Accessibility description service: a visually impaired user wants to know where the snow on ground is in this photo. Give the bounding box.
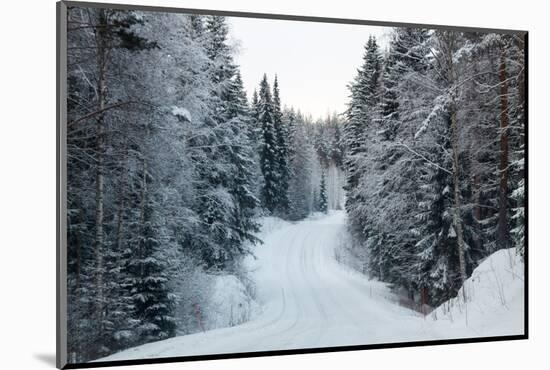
[203,275,261,330]
[427,247,524,338]
[99,211,524,363]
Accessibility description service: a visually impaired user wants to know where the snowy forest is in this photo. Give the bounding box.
[65,5,525,364]
[343,30,525,306]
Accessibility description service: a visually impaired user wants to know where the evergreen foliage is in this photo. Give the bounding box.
[319,172,328,213]
[342,30,526,306]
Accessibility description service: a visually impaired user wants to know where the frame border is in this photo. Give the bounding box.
[61,0,527,34]
[56,1,529,369]
[57,1,68,368]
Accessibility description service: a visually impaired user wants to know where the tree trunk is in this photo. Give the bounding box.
[450,104,467,285]
[139,122,150,278]
[496,51,510,250]
[473,173,482,221]
[94,8,108,327]
[443,31,467,286]
[115,134,129,257]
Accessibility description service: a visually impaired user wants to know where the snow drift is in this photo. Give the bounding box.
[204,275,260,329]
[428,247,525,338]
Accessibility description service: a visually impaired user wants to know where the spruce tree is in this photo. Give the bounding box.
[272,76,290,214]
[343,35,381,247]
[250,89,262,144]
[190,15,261,269]
[319,171,328,213]
[286,110,316,220]
[129,192,177,343]
[379,49,400,141]
[371,28,432,295]
[66,7,158,361]
[344,35,381,200]
[224,70,262,254]
[258,74,279,213]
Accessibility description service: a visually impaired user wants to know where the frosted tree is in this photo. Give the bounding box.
[66,7,158,360]
[319,172,328,214]
[127,172,177,343]
[258,74,279,213]
[66,9,264,361]
[343,35,381,255]
[310,114,345,210]
[272,76,290,215]
[343,27,525,306]
[223,70,262,256]
[250,89,262,145]
[185,15,261,269]
[344,35,381,209]
[285,110,316,220]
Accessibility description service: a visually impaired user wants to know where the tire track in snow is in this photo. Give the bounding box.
[99,211,433,362]
[235,224,305,352]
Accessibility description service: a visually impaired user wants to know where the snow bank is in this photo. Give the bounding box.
[203,216,291,330]
[204,275,260,330]
[256,216,291,238]
[428,247,525,338]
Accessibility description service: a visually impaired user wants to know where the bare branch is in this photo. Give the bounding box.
[393,142,453,175]
[67,101,157,127]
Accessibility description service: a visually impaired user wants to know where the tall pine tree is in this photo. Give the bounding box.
[319,171,328,213]
[272,76,290,215]
[258,74,279,213]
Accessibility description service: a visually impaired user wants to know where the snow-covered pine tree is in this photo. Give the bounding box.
[114,11,213,350]
[309,115,345,211]
[506,35,526,259]
[258,74,280,213]
[272,76,290,215]
[409,30,523,305]
[67,10,266,359]
[286,109,317,220]
[313,117,332,167]
[128,169,177,344]
[343,35,381,257]
[343,35,381,209]
[223,70,262,257]
[379,47,400,141]
[511,162,525,259]
[342,27,523,306]
[410,113,458,304]
[319,171,328,213]
[66,7,158,361]
[364,28,432,294]
[250,89,262,144]
[189,15,257,269]
[285,108,298,169]
[398,30,473,305]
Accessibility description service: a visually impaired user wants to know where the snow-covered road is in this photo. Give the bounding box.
[100,210,522,362]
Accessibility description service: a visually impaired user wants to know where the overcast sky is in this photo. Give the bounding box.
[227,16,391,120]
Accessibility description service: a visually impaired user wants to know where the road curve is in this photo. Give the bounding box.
[100,211,437,362]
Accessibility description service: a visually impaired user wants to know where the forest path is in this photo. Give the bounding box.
[100,211,441,362]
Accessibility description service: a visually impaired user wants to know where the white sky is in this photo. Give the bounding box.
[227,16,391,120]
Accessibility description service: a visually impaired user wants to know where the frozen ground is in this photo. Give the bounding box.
[99,211,524,362]
[428,247,525,337]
